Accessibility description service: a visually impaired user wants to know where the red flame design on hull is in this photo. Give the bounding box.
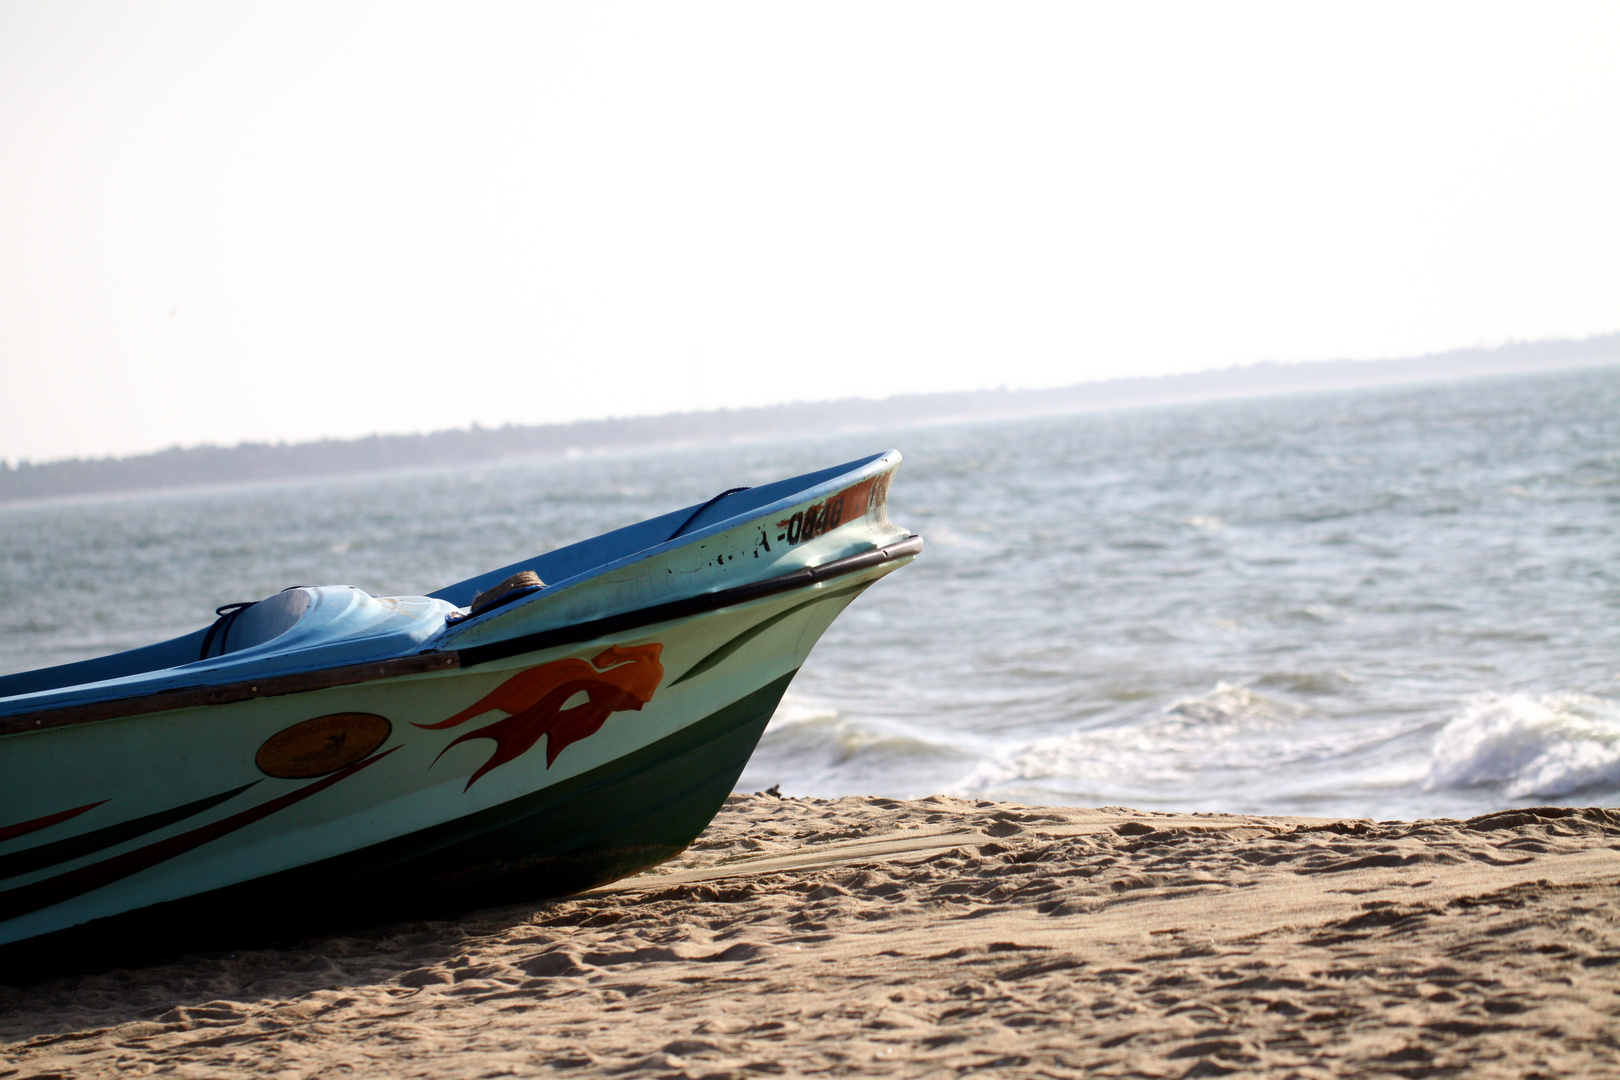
[417,644,664,789]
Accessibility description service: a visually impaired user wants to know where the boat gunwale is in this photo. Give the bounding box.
[429,448,903,611]
[0,535,922,737]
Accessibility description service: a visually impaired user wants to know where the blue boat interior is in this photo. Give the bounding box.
[0,452,891,705]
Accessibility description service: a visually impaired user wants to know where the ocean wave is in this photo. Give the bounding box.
[740,693,970,796]
[765,693,841,731]
[1425,692,1620,798]
[960,682,1309,795]
[1161,681,1306,730]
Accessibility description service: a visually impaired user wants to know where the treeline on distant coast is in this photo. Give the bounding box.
[3,333,1616,504]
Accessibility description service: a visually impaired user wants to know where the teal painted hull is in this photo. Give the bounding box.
[282,668,795,906]
[2,672,791,972]
[0,451,918,951]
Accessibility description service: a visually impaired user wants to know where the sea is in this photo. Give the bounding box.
[4,366,1619,821]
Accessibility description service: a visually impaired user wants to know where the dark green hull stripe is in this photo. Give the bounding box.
[0,782,259,883]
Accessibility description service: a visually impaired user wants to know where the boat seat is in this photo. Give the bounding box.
[219,588,313,654]
[206,586,457,661]
[0,586,459,702]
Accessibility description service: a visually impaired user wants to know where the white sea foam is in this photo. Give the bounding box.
[1161,681,1301,729]
[1425,692,1620,798]
[960,682,1308,796]
[744,692,969,796]
[766,692,840,732]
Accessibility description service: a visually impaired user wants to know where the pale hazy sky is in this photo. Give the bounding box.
[2,2,1616,462]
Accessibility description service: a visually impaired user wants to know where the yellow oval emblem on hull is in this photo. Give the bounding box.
[256,713,392,779]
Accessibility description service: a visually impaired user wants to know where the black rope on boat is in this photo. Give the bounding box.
[667,487,750,541]
[199,601,256,661]
[198,586,313,660]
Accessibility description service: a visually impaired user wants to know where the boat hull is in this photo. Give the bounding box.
[2,670,792,970]
[0,548,912,948]
[281,667,794,907]
[1,449,919,955]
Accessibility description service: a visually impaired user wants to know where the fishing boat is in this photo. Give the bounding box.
[0,450,919,950]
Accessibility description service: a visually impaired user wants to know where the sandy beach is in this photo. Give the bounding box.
[4,794,1619,1078]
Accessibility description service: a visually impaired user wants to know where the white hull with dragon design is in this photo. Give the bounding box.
[0,451,918,951]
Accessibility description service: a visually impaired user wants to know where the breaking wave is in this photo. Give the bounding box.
[1426,692,1620,799]
[960,682,1314,798]
[739,693,969,796]
[764,692,841,732]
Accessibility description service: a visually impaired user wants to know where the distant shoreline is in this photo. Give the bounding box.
[3,333,1616,504]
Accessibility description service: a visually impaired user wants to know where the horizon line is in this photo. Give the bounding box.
[6,331,1618,472]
